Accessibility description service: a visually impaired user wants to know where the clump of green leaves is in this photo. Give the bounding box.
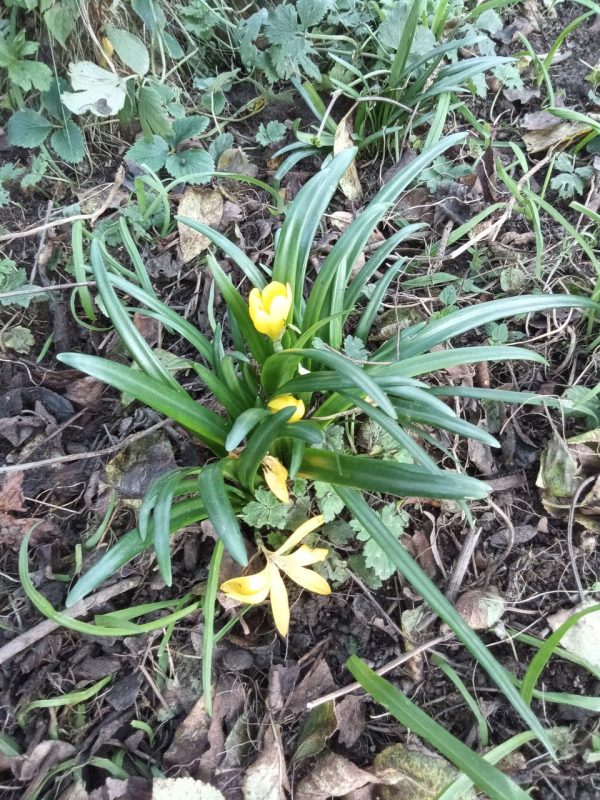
[550,153,593,200]
[256,120,287,147]
[126,115,214,182]
[7,78,86,164]
[0,258,46,308]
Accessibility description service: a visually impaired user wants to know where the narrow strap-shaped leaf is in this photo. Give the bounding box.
[58,353,227,453]
[299,448,488,500]
[66,494,209,606]
[152,469,198,585]
[206,253,269,364]
[347,656,532,799]
[339,489,554,756]
[202,540,224,716]
[289,438,305,479]
[389,0,423,87]
[377,345,546,379]
[90,239,180,391]
[355,260,405,343]
[198,464,248,566]
[272,148,358,322]
[282,421,325,446]
[139,467,199,542]
[374,294,598,361]
[340,390,439,469]
[392,399,500,448]
[237,407,295,491]
[192,361,246,419]
[345,226,423,310]
[176,215,267,288]
[109,273,213,364]
[226,408,269,451]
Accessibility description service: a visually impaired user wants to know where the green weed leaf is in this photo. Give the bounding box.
[7,110,52,148]
[50,119,85,163]
[165,149,214,182]
[126,134,169,171]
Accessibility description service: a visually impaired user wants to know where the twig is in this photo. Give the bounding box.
[0,281,95,303]
[0,167,124,243]
[0,419,170,475]
[306,633,453,709]
[484,499,516,586]
[567,475,595,604]
[0,578,138,666]
[445,527,481,602]
[30,201,53,285]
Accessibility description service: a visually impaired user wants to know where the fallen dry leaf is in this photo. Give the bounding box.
[178,187,224,263]
[152,777,225,800]
[0,470,24,512]
[374,742,476,800]
[333,111,362,202]
[547,600,600,671]
[64,376,105,408]
[11,740,76,784]
[334,695,366,748]
[0,513,60,549]
[163,696,211,773]
[293,701,337,763]
[287,658,337,713]
[243,725,287,800]
[296,751,377,800]
[455,588,505,630]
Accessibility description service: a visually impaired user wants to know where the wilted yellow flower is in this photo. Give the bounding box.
[248,282,292,341]
[100,35,114,58]
[220,516,330,636]
[268,394,305,423]
[263,455,289,504]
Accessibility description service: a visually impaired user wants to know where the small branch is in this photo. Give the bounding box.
[306,633,453,709]
[0,578,138,666]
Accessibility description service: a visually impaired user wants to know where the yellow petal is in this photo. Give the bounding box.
[263,456,289,504]
[261,281,289,312]
[267,394,305,423]
[280,544,328,567]
[275,515,325,555]
[220,565,270,604]
[282,564,332,595]
[268,561,290,636]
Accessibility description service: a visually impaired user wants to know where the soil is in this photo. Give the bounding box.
[1,4,600,799]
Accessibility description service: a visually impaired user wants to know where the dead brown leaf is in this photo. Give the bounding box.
[334,695,366,748]
[295,752,377,800]
[410,530,438,579]
[0,470,24,512]
[0,513,60,549]
[242,725,288,800]
[64,376,105,408]
[287,658,337,713]
[163,696,211,773]
[0,414,45,446]
[178,187,224,263]
[11,740,76,784]
[133,312,161,346]
[333,112,362,202]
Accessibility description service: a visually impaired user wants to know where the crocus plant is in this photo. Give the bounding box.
[50,135,596,749]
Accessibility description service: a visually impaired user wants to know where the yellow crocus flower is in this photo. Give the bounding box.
[262,455,289,504]
[220,516,330,636]
[248,282,292,341]
[268,394,305,423]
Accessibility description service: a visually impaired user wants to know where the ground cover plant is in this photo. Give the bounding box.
[1,0,600,798]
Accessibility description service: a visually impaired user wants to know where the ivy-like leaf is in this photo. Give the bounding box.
[314,481,345,522]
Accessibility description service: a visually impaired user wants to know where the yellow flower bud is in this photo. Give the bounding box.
[101,35,114,59]
[268,394,305,423]
[248,282,292,341]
